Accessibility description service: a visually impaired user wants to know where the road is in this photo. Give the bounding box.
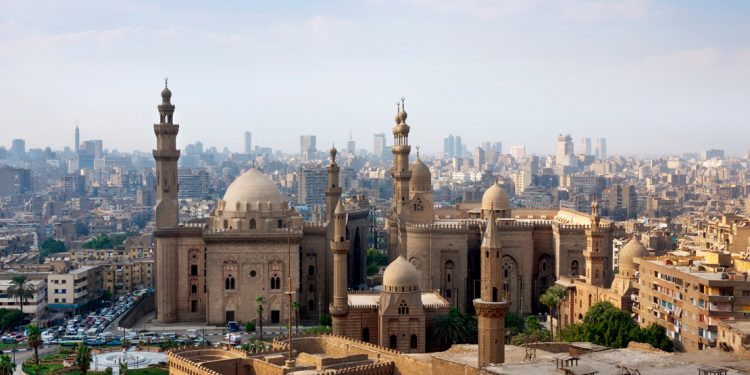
[10,345,55,375]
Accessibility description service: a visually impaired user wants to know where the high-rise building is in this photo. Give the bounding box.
[595,137,607,159]
[454,135,463,158]
[298,166,327,207]
[300,135,317,162]
[347,130,356,154]
[75,126,80,154]
[373,133,386,157]
[702,148,725,160]
[443,134,455,158]
[579,137,591,155]
[473,147,485,168]
[244,131,252,154]
[556,134,574,168]
[10,139,25,159]
[0,166,31,197]
[510,145,526,160]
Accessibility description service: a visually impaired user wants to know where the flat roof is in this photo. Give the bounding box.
[721,320,750,334]
[347,292,450,307]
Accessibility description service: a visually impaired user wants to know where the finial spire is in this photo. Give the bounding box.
[401,97,405,110]
[415,145,420,158]
[164,76,168,88]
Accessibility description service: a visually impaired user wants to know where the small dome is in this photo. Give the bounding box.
[383,256,419,290]
[161,87,172,101]
[619,237,649,274]
[329,146,337,162]
[222,168,283,210]
[398,109,407,122]
[410,157,431,192]
[481,181,510,211]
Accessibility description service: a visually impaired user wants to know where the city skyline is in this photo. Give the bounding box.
[1,1,749,155]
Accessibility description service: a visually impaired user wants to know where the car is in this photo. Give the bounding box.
[1,337,16,344]
[227,321,239,332]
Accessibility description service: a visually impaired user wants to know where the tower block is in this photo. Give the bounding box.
[153,79,181,323]
[330,199,350,335]
[473,209,510,366]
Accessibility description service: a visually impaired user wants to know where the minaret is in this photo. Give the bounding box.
[584,198,607,287]
[329,199,350,336]
[391,98,412,214]
[325,145,342,223]
[153,78,180,323]
[153,78,180,228]
[473,208,510,366]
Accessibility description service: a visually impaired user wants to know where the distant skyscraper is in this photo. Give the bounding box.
[10,139,25,159]
[443,134,455,158]
[373,133,386,157]
[75,125,80,154]
[298,166,327,206]
[702,148,725,160]
[300,135,317,162]
[347,130,356,154]
[579,137,591,155]
[473,147,485,168]
[556,134,574,168]
[244,131,252,154]
[595,138,607,159]
[510,145,526,160]
[454,135,463,158]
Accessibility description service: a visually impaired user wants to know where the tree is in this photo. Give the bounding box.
[255,296,264,340]
[40,238,66,258]
[0,309,23,331]
[366,248,388,276]
[26,324,42,366]
[539,285,566,341]
[430,307,472,348]
[7,275,35,319]
[0,354,15,375]
[292,301,300,334]
[580,302,638,349]
[245,322,255,333]
[75,342,92,375]
[504,311,525,336]
[319,313,332,327]
[633,323,673,352]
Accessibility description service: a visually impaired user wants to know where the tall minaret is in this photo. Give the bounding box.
[329,199,350,336]
[153,79,181,323]
[584,198,607,287]
[474,208,510,367]
[391,98,411,214]
[325,145,342,223]
[153,78,180,228]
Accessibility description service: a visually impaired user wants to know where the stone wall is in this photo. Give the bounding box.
[118,293,154,329]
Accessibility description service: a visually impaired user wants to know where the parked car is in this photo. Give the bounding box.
[227,321,239,332]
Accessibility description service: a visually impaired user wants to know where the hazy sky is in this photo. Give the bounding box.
[1,0,749,156]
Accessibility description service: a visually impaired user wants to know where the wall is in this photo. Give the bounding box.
[119,293,154,329]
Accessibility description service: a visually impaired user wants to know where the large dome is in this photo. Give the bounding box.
[619,237,649,275]
[222,168,283,209]
[409,157,431,192]
[383,256,419,291]
[481,181,510,211]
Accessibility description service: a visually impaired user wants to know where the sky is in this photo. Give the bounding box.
[1,0,749,157]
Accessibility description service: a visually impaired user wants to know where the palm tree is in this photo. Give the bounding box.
[430,307,470,348]
[540,285,566,341]
[119,359,128,375]
[0,354,15,375]
[255,296,264,340]
[291,301,300,334]
[7,275,35,318]
[26,324,42,366]
[75,342,92,375]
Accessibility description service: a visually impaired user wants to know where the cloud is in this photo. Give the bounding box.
[558,0,656,21]
[405,0,539,19]
[271,15,353,42]
[400,0,656,20]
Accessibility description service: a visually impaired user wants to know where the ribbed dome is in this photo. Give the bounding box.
[619,237,649,274]
[383,256,419,290]
[409,157,431,192]
[481,181,510,211]
[222,168,283,209]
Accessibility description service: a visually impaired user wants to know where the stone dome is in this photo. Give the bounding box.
[222,168,283,209]
[481,181,510,211]
[619,237,649,274]
[161,86,172,101]
[382,256,419,291]
[409,157,431,191]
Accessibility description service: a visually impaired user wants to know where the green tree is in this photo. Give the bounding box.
[26,324,42,366]
[102,289,113,302]
[75,342,92,375]
[430,307,472,348]
[0,309,23,330]
[40,238,66,257]
[319,313,332,327]
[366,248,388,276]
[7,275,35,319]
[633,323,673,352]
[255,296,264,340]
[245,322,255,333]
[539,285,566,341]
[580,302,638,348]
[504,311,525,336]
[104,368,113,375]
[0,354,15,375]
[292,301,300,334]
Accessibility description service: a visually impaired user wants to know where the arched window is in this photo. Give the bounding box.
[270,275,281,290]
[225,275,235,290]
[492,287,498,302]
[308,284,314,293]
[250,219,256,229]
[410,334,418,349]
[191,285,197,294]
[595,269,600,280]
[308,300,315,311]
[389,335,397,349]
[362,327,370,343]
[571,260,579,276]
[308,265,315,276]
[398,301,409,315]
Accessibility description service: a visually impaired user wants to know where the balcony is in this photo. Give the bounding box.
[708,295,733,303]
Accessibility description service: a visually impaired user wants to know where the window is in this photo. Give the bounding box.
[191,285,197,294]
[191,265,198,276]
[362,327,370,343]
[191,300,197,313]
[308,265,315,276]
[492,287,498,302]
[270,275,281,290]
[277,219,283,228]
[389,335,397,349]
[309,284,314,293]
[225,275,235,290]
[398,301,409,315]
[410,334,417,349]
[308,300,315,311]
[571,260,579,276]
[250,219,256,229]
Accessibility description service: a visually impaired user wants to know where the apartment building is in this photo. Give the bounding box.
[0,277,47,317]
[102,260,154,295]
[47,265,103,313]
[634,253,750,351]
